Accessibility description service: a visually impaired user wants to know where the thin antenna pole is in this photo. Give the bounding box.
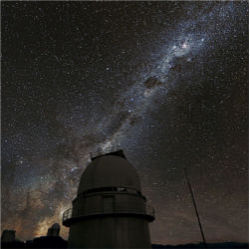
[184,167,207,248]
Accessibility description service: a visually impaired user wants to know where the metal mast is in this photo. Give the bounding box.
[184,167,207,247]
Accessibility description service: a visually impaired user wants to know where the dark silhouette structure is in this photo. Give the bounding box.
[1,230,16,243]
[25,223,67,248]
[25,236,67,248]
[63,150,155,248]
[1,230,25,248]
[47,223,60,237]
[1,224,67,249]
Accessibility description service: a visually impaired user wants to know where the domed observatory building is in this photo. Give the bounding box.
[63,150,155,248]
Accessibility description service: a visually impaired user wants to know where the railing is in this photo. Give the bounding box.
[62,204,155,223]
[62,208,73,222]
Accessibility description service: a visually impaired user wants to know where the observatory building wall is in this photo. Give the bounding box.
[63,152,155,248]
[68,216,151,248]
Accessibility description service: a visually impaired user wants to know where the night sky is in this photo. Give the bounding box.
[2,1,248,245]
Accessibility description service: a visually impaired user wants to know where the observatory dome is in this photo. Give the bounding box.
[78,155,141,194]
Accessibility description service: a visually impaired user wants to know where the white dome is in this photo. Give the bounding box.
[77,154,141,194]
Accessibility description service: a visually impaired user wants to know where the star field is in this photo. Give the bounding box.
[2,1,248,245]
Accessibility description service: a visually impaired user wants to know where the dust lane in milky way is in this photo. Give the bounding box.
[2,1,248,244]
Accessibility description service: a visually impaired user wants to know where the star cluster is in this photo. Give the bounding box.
[2,1,248,245]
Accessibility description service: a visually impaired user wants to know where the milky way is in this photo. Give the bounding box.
[2,1,248,245]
